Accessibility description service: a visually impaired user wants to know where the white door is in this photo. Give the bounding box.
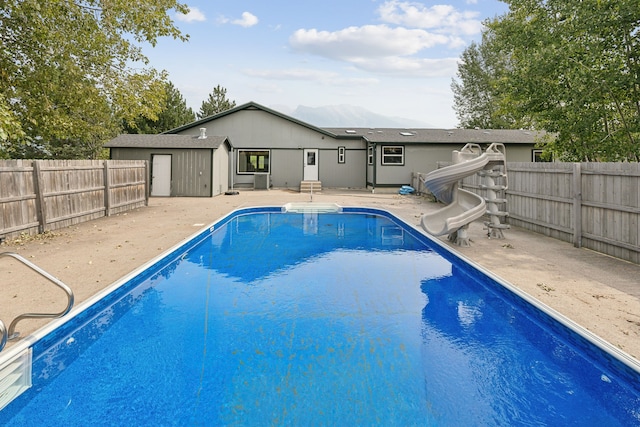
[303,149,319,181]
[151,154,171,196]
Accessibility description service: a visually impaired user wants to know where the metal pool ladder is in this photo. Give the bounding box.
[0,252,74,352]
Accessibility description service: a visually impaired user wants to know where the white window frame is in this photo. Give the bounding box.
[381,145,404,166]
[338,146,346,164]
[237,149,270,174]
[367,145,374,165]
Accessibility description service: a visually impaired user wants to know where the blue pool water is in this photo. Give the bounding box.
[1,207,639,425]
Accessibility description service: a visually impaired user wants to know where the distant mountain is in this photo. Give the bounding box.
[282,105,433,128]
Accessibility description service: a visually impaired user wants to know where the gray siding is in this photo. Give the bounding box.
[270,149,303,189]
[178,110,340,149]
[375,144,458,186]
[320,148,366,188]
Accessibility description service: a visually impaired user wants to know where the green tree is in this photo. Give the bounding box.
[197,85,236,119]
[451,36,527,130]
[0,0,190,159]
[484,0,640,161]
[124,81,195,134]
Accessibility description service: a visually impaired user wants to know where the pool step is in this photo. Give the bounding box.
[0,348,32,411]
[282,202,342,213]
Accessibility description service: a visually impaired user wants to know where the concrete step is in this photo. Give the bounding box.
[300,181,322,193]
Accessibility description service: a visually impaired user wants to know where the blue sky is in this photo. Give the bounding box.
[143,0,508,128]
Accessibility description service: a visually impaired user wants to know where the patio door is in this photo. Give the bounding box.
[151,154,171,196]
[303,149,318,181]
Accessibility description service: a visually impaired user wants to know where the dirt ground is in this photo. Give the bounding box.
[2,189,640,361]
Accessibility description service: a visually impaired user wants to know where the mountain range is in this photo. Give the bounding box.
[272,104,433,128]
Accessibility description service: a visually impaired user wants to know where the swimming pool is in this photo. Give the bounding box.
[1,206,639,425]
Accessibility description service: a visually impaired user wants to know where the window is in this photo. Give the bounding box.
[381,146,404,165]
[338,146,346,164]
[532,149,551,162]
[237,150,270,173]
[367,145,374,165]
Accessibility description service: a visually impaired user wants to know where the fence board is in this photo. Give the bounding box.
[0,160,148,241]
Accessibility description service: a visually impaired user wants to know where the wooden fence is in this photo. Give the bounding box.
[414,162,640,264]
[0,160,148,241]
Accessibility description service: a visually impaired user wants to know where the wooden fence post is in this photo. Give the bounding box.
[32,160,47,233]
[572,163,582,248]
[103,160,111,216]
[144,160,150,206]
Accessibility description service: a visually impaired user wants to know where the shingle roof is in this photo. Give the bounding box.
[105,134,229,149]
[322,128,547,144]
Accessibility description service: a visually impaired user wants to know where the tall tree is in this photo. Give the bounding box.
[484,0,640,161]
[452,36,527,130]
[197,85,236,119]
[0,0,190,159]
[124,81,195,134]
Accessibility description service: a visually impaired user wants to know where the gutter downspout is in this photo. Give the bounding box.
[372,142,377,194]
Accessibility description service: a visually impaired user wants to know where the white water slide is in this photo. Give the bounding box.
[420,143,506,245]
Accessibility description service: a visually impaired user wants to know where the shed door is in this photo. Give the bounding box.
[151,154,171,196]
[303,149,319,181]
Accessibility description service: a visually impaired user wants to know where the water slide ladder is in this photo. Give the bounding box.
[0,252,74,409]
[477,150,510,239]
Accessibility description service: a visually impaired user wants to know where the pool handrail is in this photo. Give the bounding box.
[0,252,74,351]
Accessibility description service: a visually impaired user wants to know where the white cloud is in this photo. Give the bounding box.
[175,6,206,23]
[288,24,465,76]
[290,25,451,61]
[232,12,259,28]
[217,12,259,27]
[377,1,482,35]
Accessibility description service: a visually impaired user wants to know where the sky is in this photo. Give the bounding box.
[142,0,509,128]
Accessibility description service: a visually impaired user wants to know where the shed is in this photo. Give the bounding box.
[105,133,231,197]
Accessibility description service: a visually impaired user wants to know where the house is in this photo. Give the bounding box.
[105,101,545,196]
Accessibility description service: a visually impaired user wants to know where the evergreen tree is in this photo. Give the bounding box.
[124,82,195,134]
[197,85,236,119]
